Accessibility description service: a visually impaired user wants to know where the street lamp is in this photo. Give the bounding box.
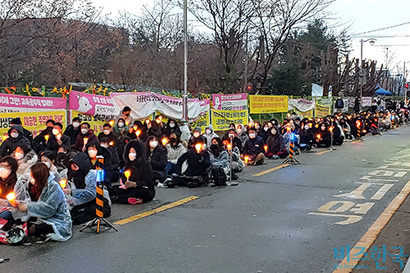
[359,38,376,97]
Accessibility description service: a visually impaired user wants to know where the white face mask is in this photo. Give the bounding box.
[101,144,108,148]
[150,141,158,148]
[249,133,256,139]
[43,161,51,168]
[15,152,24,160]
[81,128,88,134]
[321,126,326,131]
[271,129,277,135]
[0,167,11,179]
[169,123,175,128]
[52,128,59,135]
[10,132,18,138]
[264,127,269,131]
[129,152,137,161]
[305,125,310,130]
[228,134,235,138]
[103,130,110,135]
[206,129,212,135]
[193,132,200,138]
[118,122,124,128]
[88,150,98,158]
[73,122,80,128]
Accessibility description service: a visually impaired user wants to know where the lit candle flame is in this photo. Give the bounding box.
[146,120,150,124]
[109,120,115,127]
[162,138,168,146]
[125,121,129,126]
[2,134,8,141]
[44,134,49,142]
[195,143,202,153]
[57,133,62,140]
[136,130,141,137]
[59,179,67,189]
[6,192,15,202]
[227,143,232,151]
[124,170,131,181]
[83,137,88,145]
[264,145,268,153]
[109,141,114,146]
[244,156,250,163]
[317,134,321,139]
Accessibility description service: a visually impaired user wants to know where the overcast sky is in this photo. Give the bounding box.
[92,0,410,75]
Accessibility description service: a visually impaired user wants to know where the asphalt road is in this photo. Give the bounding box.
[1,126,410,273]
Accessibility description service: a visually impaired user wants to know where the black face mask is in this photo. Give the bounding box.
[170,137,177,144]
[210,144,219,151]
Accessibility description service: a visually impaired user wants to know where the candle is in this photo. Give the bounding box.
[109,141,114,146]
[56,133,62,140]
[264,145,268,153]
[125,121,129,126]
[83,137,88,145]
[59,179,67,189]
[317,134,321,139]
[162,138,168,146]
[136,130,141,137]
[244,156,250,164]
[146,120,150,124]
[2,134,8,141]
[44,134,49,142]
[195,143,202,153]
[227,143,232,151]
[124,170,131,181]
[6,192,15,204]
[133,125,138,131]
[109,120,115,127]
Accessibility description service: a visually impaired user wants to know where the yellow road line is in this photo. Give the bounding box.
[253,164,290,177]
[114,196,199,226]
[333,180,410,273]
[317,150,332,155]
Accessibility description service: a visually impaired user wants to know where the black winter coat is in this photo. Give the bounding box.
[0,125,31,156]
[64,125,80,145]
[177,149,211,176]
[147,146,167,172]
[243,136,264,157]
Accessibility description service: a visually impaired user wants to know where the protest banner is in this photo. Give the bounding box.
[0,93,66,113]
[0,111,66,140]
[315,104,331,117]
[249,95,288,114]
[70,110,109,134]
[288,98,315,113]
[212,93,248,111]
[211,110,248,131]
[69,91,117,120]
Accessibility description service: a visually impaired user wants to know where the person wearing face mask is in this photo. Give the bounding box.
[110,140,155,205]
[85,141,113,187]
[45,122,71,154]
[15,163,72,242]
[40,150,66,182]
[254,122,261,132]
[100,137,120,183]
[165,132,187,178]
[331,118,345,146]
[116,106,133,127]
[209,137,229,181]
[258,122,271,142]
[299,123,314,151]
[127,120,148,142]
[315,122,331,148]
[222,129,243,152]
[265,126,288,159]
[55,145,75,170]
[113,118,129,138]
[203,125,218,147]
[166,139,211,188]
[0,125,31,157]
[242,128,265,165]
[98,123,117,145]
[146,136,167,185]
[188,127,207,150]
[32,119,56,154]
[146,118,163,138]
[163,119,181,138]
[11,117,33,144]
[0,157,29,223]
[72,122,98,152]
[235,124,249,150]
[13,145,38,179]
[64,117,82,145]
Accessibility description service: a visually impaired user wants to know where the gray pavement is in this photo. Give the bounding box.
[1,126,410,273]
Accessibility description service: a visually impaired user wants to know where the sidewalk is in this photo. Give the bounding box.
[351,191,410,273]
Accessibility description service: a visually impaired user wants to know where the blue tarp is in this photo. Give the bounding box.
[374,87,393,96]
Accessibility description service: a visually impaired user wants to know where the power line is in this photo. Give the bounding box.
[352,21,410,36]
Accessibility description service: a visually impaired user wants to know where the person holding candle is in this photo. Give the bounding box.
[113,118,129,139]
[110,140,155,205]
[165,132,187,178]
[222,129,243,153]
[98,123,117,145]
[63,117,82,145]
[258,122,271,142]
[146,118,163,139]
[163,119,181,138]
[299,122,314,151]
[100,137,120,183]
[127,120,148,142]
[45,122,71,154]
[0,125,31,157]
[166,138,211,188]
[13,145,38,179]
[32,119,55,154]
[188,127,207,150]
[86,141,113,188]
[265,126,288,159]
[72,122,98,152]
[242,127,265,165]
[209,137,229,183]
[315,122,331,148]
[15,163,72,242]
[203,125,219,148]
[146,136,167,185]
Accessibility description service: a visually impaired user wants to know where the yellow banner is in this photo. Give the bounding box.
[296,109,314,118]
[190,111,210,132]
[249,95,288,113]
[0,110,66,139]
[71,110,108,134]
[315,104,331,117]
[211,110,248,131]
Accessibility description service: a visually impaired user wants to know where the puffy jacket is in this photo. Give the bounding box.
[0,125,31,156]
[72,129,98,151]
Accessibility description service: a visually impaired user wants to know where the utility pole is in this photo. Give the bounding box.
[182,0,188,122]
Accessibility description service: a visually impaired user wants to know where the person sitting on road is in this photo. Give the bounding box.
[209,137,229,181]
[315,122,331,148]
[100,137,120,184]
[0,125,31,157]
[166,138,211,188]
[13,145,38,179]
[162,119,182,138]
[265,126,288,159]
[242,127,265,165]
[146,136,168,185]
[236,124,249,150]
[98,123,118,146]
[298,122,314,151]
[39,150,66,182]
[86,141,113,188]
[331,118,344,146]
[72,122,98,152]
[222,139,244,174]
[45,122,71,155]
[222,128,243,153]
[165,132,187,178]
[110,140,155,205]
[258,122,271,142]
[188,127,207,149]
[15,163,72,242]
[203,125,218,147]
[32,119,55,154]
[64,117,82,145]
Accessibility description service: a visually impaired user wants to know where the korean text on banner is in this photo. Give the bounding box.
[288,98,315,113]
[0,111,66,139]
[212,93,248,110]
[0,93,66,113]
[71,110,108,134]
[296,109,314,118]
[249,95,288,114]
[110,92,210,120]
[211,110,248,131]
[190,111,210,132]
[315,104,331,117]
[69,91,117,120]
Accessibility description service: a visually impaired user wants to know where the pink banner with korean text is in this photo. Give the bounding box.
[69,91,117,121]
[212,93,248,111]
[0,93,66,113]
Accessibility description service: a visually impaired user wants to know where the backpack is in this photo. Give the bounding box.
[211,166,227,186]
